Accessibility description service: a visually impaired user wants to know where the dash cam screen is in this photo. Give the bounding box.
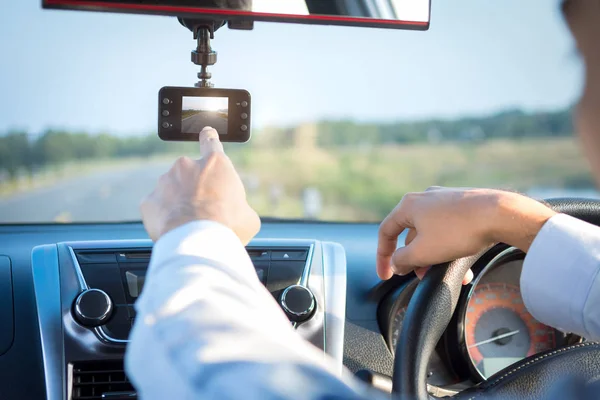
[181,96,228,134]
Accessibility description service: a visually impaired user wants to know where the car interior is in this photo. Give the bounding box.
[1,0,600,399]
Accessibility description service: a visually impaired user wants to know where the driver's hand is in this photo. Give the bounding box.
[376,187,556,281]
[141,126,260,245]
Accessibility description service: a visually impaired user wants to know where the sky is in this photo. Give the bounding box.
[0,0,581,136]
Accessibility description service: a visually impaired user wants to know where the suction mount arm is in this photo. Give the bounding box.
[192,25,217,88]
[178,18,222,88]
[178,14,254,88]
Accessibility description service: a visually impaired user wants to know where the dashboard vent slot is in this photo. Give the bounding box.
[75,251,117,264]
[117,251,151,262]
[71,360,136,400]
[120,252,150,259]
[247,249,269,259]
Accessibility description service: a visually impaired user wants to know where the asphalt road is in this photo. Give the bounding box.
[0,162,173,223]
[182,111,227,134]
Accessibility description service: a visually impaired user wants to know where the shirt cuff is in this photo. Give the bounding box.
[148,220,257,281]
[521,213,600,337]
[135,220,260,315]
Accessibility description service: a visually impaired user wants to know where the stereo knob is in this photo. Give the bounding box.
[73,289,113,327]
[280,285,315,323]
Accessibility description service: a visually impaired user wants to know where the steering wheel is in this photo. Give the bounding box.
[392,198,600,400]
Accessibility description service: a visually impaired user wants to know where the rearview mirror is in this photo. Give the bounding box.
[43,0,430,30]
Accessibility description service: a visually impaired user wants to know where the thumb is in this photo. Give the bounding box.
[199,126,224,157]
[391,237,427,276]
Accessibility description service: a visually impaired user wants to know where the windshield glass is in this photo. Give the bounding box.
[0,0,594,223]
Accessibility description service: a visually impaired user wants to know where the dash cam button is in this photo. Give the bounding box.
[241,125,248,132]
[162,110,170,117]
[241,113,248,120]
[162,98,170,105]
[241,101,248,107]
[161,122,170,129]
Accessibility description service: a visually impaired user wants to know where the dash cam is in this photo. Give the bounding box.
[158,87,251,142]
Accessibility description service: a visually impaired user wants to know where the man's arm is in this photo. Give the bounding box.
[125,220,379,400]
[127,127,382,400]
[522,213,600,340]
[376,187,556,279]
[376,187,600,339]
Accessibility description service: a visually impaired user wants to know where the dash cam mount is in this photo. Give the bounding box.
[178,18,218,88]
[192,25,217,88]
[179,16,254,88]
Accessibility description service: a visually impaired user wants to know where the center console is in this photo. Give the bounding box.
[31,239,346,400]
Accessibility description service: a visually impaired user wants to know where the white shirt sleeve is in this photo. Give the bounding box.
[124,220,380,400]
[521,213,600,340]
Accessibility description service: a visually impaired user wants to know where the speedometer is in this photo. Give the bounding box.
[462,249,559,380]
[464,282,556,379]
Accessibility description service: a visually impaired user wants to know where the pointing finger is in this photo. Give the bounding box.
[199,126,224,157]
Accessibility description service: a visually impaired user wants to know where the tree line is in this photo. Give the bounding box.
[0,107,573,178]
[260,108,574,147]
[0,131,194,178]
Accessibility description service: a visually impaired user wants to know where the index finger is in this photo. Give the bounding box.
[199,126,224,157]
[377,204,411,280]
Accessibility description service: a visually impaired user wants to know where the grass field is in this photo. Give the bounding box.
[0,137,593,222]
[227,137,593,221]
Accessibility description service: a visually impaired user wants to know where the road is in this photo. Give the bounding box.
[182,111,227,134]
[0,162,172,223]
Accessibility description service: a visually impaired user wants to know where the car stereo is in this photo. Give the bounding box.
[71,245,313,341]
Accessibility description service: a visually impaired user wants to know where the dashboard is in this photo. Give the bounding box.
[0,221,582,399]
[33,239,347,400]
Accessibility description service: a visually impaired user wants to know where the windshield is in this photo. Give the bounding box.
[0,0,594,223]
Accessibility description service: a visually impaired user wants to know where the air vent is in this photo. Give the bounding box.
[75,251,117,264]
[117,251,152,263]
[71,360,136,400]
